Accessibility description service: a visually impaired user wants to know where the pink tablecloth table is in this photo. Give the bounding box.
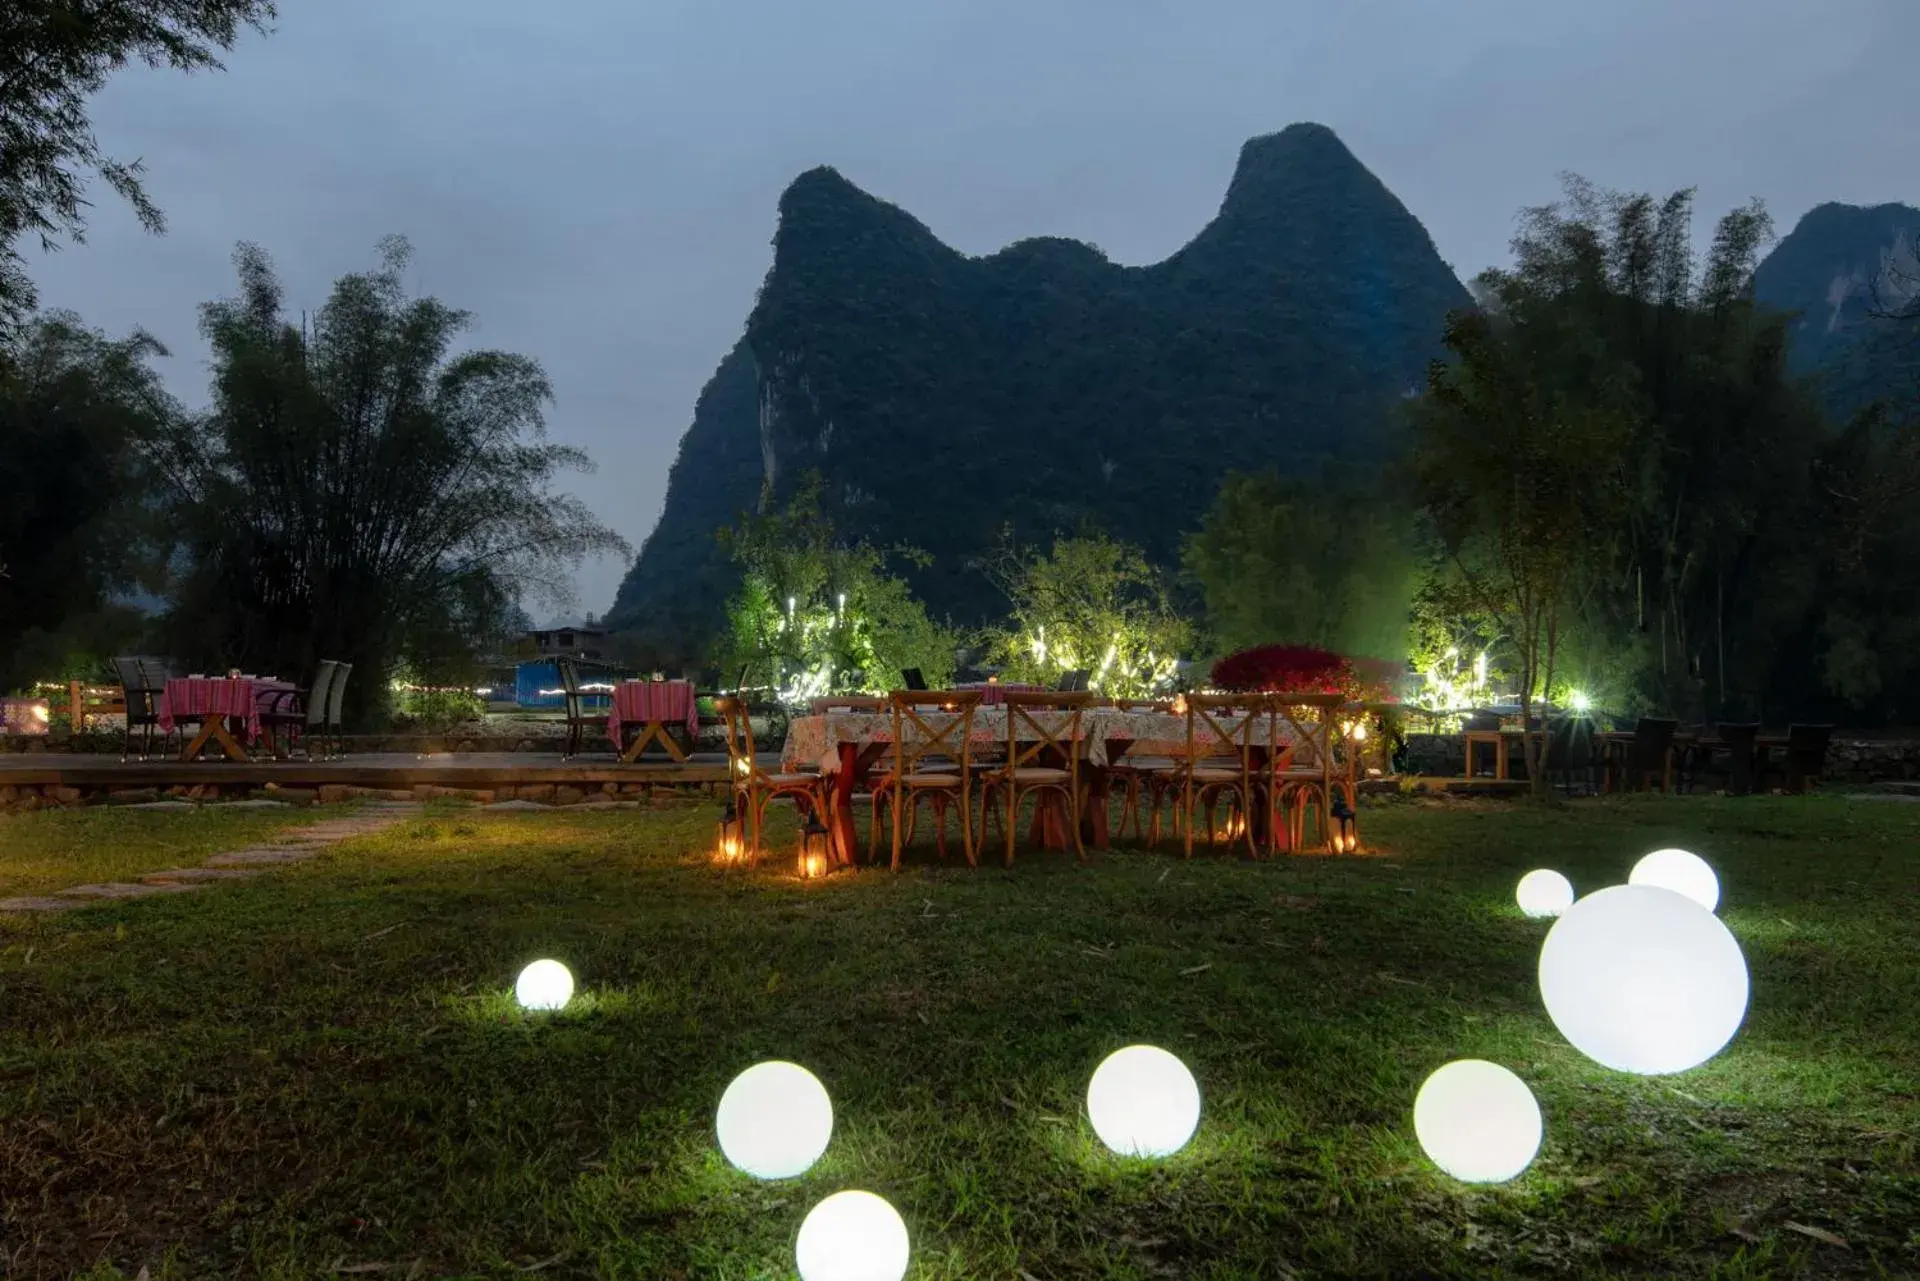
[607,680,699,762]
[953,682,1045,706]
[156,677,294,761]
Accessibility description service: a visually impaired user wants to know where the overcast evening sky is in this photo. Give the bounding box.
[28,0,1920,622]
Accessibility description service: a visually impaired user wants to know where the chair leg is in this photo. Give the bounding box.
[1005,782,1018,869]
[960,780,976,867]
[1066,783,1085,862]
[1183,777,1195,859]
[891,784,905,872]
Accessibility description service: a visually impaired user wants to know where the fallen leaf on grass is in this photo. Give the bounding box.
[1375,971,1422,986]
[518,1255,567,1272]
[1179,963,1212,976]
[358,921,408,942]
[1783,1222,1848,1248]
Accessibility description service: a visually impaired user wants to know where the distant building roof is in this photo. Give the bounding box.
[532,618,606,634]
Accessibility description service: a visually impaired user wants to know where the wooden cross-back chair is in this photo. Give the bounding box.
[715,695,827,865]
[1270,693,1344,853]
[1172,693,1267,858]
[870,691,982,869]
[980,691,1092,867]
[1108,697,1176,842]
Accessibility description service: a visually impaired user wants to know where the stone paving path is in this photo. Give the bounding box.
[0,801,423,914]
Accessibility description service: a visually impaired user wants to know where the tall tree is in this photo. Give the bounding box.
[1183,467,1418,662]
[0,1,277,331]
[0,310,174,690]
[1484,178,1823,720]
[1410,307,1635,798]
[150,239,628,725]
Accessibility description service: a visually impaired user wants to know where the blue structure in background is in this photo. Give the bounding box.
[513,659,614,710]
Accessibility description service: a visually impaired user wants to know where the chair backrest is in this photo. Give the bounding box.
[1785,723,1833,772]
[1002,691,1090,781]
[715,696,763,788]
[1057,669,1091,692]
[1183,694,1264,779]
[110,656,145,695]
[1544,717,1592,770]
[1272,693,1344,777]
[809,695,886,714]
[326,662,352,728]
[306,660,339,728]
[901,667,927,691]
[1629,717,1678,770]
[889,691,982,778]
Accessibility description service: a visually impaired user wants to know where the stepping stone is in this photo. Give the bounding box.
[140,867,263,883]
[57,882,201,899]
[482,799,552,811]
[214,799,292,809]
[0,896,77,912]
[121,801,198,811]
[205,847,320,867]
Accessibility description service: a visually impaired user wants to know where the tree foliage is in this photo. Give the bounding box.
[0,310,174,690]
[1182,468,1418,663]
[0,0,277,331]
[148,238,627,724]
[978,530,1191,697]
[1410,303,1636,795]
[717,475,957,700]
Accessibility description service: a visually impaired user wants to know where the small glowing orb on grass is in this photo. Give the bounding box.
[1538,884,1748,1075]
[1086,1045,1201,1157]
[514,959,573,1011]
[1516,869,1575,918]
[1630,847,1721,913]
[716,1060,834,1179]
[1413,1060,1542,1183]
[795,1190,910,1281]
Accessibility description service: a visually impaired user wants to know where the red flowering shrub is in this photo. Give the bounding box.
[1211,645,1353,695]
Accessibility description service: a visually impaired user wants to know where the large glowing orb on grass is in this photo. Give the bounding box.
[1516,869,1575,918]
[514,959,574,1011]
[1413,1059,1542,1183]
[1086,1045,1201,1157]
[716,1060,834,1179]
[795,1190,910,1281]
[1538,884,1748,1074]
[1629,847,1721,913]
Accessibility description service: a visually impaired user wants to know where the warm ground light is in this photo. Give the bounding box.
[1,795,1915,1278]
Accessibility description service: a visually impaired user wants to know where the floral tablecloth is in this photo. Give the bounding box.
[784,709,1297,773]
[155,677,296,743]
[607,680,699,750]
[953,682,1046,706]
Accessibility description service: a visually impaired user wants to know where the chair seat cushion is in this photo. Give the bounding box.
[872,771,966,788]
[1006,767,1072,784]
[760,772,821,787]
[1188,766,1247,783]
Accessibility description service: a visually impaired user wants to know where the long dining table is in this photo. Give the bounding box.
[783,706,1299,866]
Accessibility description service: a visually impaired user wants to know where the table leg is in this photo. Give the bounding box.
[829,743,860,867]
[1082,767,1113,849]
[202,716,248,762]
[1496,736,1510,781]
[180,717,220,761]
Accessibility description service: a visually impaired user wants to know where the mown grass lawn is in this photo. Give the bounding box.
[0,803,339,898]
[0,793,1915,1279]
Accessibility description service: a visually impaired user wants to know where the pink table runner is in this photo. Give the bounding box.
[607,680,699,751]
[155,677,293,744]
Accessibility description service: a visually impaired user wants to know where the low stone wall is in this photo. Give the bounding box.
[1401,732,1920,784]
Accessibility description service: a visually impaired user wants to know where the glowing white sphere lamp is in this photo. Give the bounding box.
[1630,847,1721,913]
[716,1060,834,1179]
[795,1190,910,1281]
[1515,869,1575,918]
[1538,884,1748,1074]
[514,959,574,1011]
[1086,1045,1201,1157]
[1413,1059,1542,1183]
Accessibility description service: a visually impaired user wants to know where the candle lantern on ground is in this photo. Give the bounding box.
[715,796,744,865]
[799,808,832,879]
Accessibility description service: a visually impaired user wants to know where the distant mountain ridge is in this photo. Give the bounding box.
[1752,200,1920,416]
[608,122,1470,652]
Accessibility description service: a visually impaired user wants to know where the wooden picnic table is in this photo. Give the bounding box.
[1463,725,1788,790]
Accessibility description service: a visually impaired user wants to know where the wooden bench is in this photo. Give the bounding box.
[67,681,128,729]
